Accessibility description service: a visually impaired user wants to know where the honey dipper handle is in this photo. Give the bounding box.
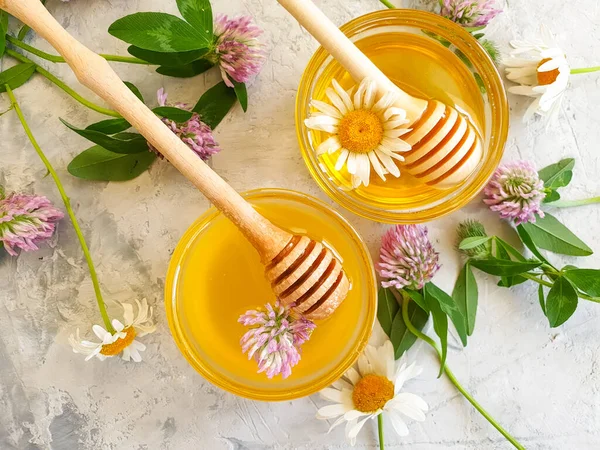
[277,0,427,120]
[0,0,291,262]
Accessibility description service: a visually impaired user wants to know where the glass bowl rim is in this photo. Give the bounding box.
[164,188,378,401]
[295,9,509,224]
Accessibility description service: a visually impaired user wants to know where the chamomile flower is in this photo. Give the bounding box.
[69,299,156,362]
[316,341,427,446]
[504,26,570,124]
[305,78,411,189]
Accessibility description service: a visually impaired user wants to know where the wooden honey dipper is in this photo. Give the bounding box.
[278,0,484,189]
[0,0,348,321]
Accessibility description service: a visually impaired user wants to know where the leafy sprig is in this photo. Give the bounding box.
[453,158,599,328]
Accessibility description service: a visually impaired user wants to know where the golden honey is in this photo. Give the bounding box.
[296,10,509,223]
[165,189,376,401]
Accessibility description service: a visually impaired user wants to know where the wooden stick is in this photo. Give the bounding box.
[277,0,428,121]
[0,0,292,262]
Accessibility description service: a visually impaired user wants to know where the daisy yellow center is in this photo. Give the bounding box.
[100,327,136,356]
[352,374,395,413]
[537,58,560,86]
[338,109,384,154]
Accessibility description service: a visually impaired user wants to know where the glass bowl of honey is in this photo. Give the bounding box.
[165,188,377,401]
[296,9,509,223]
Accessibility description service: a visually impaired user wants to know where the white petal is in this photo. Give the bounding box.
[344,367,361,385]
[327,415,347,433]
[353,80,367,110]
[335,149,349,171]
[346,152,357,175]
[326,86,348,115]
[129,348,143,362]
[381,137,411,152]
[333,377,354,391]
[390,400,427,422]
[112,320,125,333]
[316,136,342,156]
[523,97,542,122]
[375,149,400,177]
[332,79,354,112]
[357,350,373,377]
[122,302,135,326]
[380,341,395,380]
[538,58,560,72]
[388,410,409,437]
[383,106,406,122]
[363,79,377,109]
[395,362,423,393]
[391,393,429,414]
[368,151,386,181]
[355,153,371,187]
[508,85,539,97]
[346,415,373,441]
[311,99,343,119]
[121,347,131,362]
[92,325,110,342]
[373,92,398,113]
[344,409,369,421]
[320,388,345,403]
[317,403,349,419]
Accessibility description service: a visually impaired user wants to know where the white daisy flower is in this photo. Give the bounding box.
[504,26,570,125]
[316,340,427,446]
[305,78,411,189]
[69,298,156,362]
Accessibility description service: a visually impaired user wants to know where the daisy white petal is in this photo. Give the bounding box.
[388,409,410,437]
[320,388,346,403]
[317,403,348,419]
[344,367,361,385]
[311,99,343,119]
[304,77,410,190]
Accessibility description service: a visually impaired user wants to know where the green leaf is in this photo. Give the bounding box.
[470,257,542,276]
[86,118,131,134]
[108,12,210,52]
[156,59,214,78]
[520,213,593,257]
[539,158,575,189]
[543,189,561,204]
[233,81,248,112]
[564,269,600,297]
[61,119,148,154]
[193,81,237,129]
[538,284,546,316]
[494,237,527,261]
[0,11,8,59]
[68,145,157,181]
[390,302,429,359]
[515,224,550,264]
[426,282,468,347]
[124,81,144,102]
[459,236,492,251]
[153,106,194,122]
[494,239,520,287]
[404,289,428,313]
[452,263,478,336]
[377,287,399,338]
[423,283,449,376]
[546,276,578,327]
[176,0,213,39]
[127,45,207,66]
[0,64,37,92]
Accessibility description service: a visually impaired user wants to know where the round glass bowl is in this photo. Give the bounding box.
[296,9,508,223]
[165,189,377,401]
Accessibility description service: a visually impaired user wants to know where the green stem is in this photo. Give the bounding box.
[378,0,395,8]
[377,414,385,450]
[6,49,120,117]
[551,196,600,208]
[571,66,600,74]
[7,36,150,65]
[400,294,525,450]
[521,273,600,303]
[5,85,116,334]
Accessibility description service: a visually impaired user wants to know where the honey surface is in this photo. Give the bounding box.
[172,194,374,392]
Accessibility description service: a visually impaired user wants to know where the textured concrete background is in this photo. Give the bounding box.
[1,0,600,449]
